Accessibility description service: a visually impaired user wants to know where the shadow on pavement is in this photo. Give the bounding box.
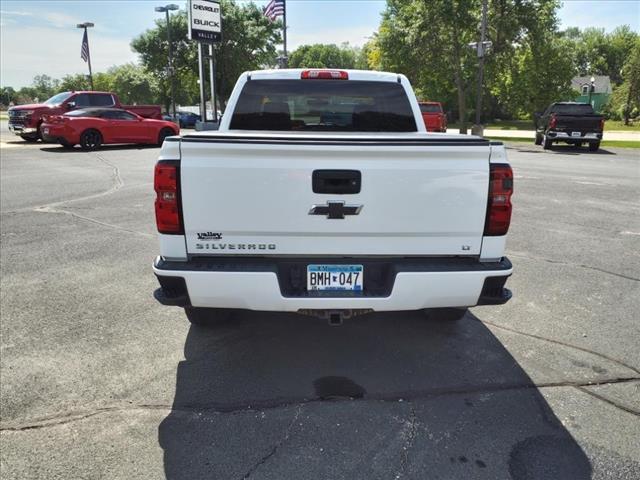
[159,309,591,479]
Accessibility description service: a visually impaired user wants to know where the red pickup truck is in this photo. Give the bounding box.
[419,101,447,132]
[7,91,162,142]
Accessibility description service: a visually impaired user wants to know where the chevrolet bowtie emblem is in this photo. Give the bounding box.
[308,201,363,219]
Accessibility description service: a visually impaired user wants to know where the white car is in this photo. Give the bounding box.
[152,69,513,326]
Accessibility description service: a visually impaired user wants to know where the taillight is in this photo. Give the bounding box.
[549,114,557,129]
[154,162,183,234]
[484,164,513,236]
[301,69,348,80]
[600,118,605,131]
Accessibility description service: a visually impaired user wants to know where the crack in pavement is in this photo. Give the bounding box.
[574,385,640,416]
[4,153,153,238]
[394,403,419,479]
[240,405,302,479]
[476,318,640,376]
[2,377,637,433]
[509,252,640,282]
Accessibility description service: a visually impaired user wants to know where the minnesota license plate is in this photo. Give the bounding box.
[571,131,581,137]
[307,264,363,291]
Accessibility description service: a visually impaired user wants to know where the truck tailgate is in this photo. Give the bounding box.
[555,114,602,131]
[179,133,490,256]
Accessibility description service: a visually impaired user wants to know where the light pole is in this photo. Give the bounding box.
[155,4,179,119]
[77,22,95,90]
[588,76,595,107]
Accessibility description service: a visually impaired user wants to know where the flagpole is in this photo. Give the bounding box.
[77,23,94,90]
[282,0,287,67]
[86,28,94,91]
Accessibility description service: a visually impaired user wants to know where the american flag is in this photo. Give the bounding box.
[263,0,285,21]
[80,29,90,62]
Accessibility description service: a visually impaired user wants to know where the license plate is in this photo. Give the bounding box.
[307,264,363,291]
[571,131,581,137]
[43,128,49,134]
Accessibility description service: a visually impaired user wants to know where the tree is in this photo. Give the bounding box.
[0,86,16,107]
[621,39,640,124]
[30,74,59,102]
[132,1,281,110]
[288,44,357,69]
[107,64,159,105]
[59,73,92,92]
[375,0,478,132]
[374,0,573,127]
[568,26,638,85]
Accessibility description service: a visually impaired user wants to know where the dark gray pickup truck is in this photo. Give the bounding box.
[534,102,605,151]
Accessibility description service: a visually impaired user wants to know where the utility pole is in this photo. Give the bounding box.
[155,4,179,119]
[474,0,488,132]
[77,23,95,90]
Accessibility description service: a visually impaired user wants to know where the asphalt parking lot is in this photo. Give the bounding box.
[1,123,639,479]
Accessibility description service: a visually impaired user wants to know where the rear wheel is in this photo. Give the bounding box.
[588,141,600,152]
[184,307,233,327]
[157,127,174,146]
[542,135,553,150]
[80,129,102,150]
[20,134,39,142]
[424,308,468,322]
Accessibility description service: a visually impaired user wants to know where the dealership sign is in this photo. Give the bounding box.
[188,0,222,43]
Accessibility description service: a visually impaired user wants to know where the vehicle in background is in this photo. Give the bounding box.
[162,111,202,128]
[40,108,179,150]
[419,101,447,132]
[152,69,513,327]
[7,91,162,142]
[534,102,604,151]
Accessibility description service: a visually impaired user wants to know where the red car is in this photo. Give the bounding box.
[41,108,179,150]
[8,90,162,142]
[419,101,447,132]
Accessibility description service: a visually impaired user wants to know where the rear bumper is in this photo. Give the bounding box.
[547,130,602,142]
[153,256,512,311]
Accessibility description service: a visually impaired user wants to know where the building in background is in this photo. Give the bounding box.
[571,75,612,112]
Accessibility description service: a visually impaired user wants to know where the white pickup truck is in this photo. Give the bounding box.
[152,69,513,326]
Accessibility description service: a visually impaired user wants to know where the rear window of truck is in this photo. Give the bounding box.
[230,80,417,132]
[419,104,441,113]
[551,104,594,115]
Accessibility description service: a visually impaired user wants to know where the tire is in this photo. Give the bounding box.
[184,307,233,327]
[542,135,553,150]
[157,127,174,146]
[21,134,39,142]
[588,142,600,152]
[534,133,543,145]
[424,308,468,322]
[80,129,102,150]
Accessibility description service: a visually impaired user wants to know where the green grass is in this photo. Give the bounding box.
[602,120,640,131]
[486,136,640,149]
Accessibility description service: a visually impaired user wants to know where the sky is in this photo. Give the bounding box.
[1,0,638,88]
